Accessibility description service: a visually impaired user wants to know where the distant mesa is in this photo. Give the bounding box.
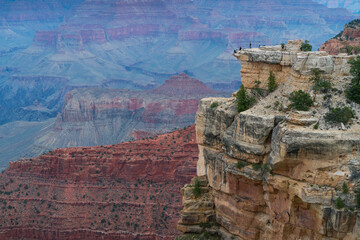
[149,73,218,97]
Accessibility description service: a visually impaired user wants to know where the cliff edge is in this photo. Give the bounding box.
[177,40,360,239]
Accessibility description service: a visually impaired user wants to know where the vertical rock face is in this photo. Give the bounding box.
[178,41,360,239]
[0,126,198,239]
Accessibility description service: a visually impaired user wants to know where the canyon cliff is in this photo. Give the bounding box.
[177,41,360,239]
[0,73,225,168]
[320,19,360,55]
[0,126,198,239]
[0,0,356,169]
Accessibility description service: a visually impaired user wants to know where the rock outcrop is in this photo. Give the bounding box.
[0,126,198,239]
[320,19,360,55]
[178,41,360,239]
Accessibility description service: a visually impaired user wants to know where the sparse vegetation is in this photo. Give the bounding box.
[210,102,218,108]
[340,45,360,55]
[252,163,262,171]
[301,40,312,51]
[335,197,345,209]
[346,56,360,104]
[254,80,261,94]
[236,160,247,169]
[346,85,360,103]
[289,90,313,111]
[310,69,332,93]
[357,190,360,208]
[313,122,319,129]
[236,85,256,112]
[324,107,354,125]
[342,182,349,194]
[267,70,277,92]
[192,177,201,198]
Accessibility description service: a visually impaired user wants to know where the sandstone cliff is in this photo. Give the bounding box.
[178,41,360,239]
[0,126,198,239]
[320,19,360,55]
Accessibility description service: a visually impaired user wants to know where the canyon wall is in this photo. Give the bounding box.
[33,73,226,148]
[320,19,360,55]
[0,73,226,168]
[178,41,360,239]
[0,126,198,239]
[0,0,356,167]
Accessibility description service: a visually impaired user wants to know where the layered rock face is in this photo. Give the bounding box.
[0,0,356,168]
[0,73,225,168]
[32,74,225,150]
[178,41,360,239]
[0,126,198,239]
[320,19,360,55]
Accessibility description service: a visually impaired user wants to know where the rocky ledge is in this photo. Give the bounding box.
[177,40,360,239]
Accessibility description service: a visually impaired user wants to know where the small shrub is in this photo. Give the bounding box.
[346,56,360,103]
[313,122,319,129]
[254,80,261,94]
[199,222,212,229]
[346,85,360,104]
[252,163,262,171]
[314,79,332,93]
[301,40,312,51]
[289,90,313,111]
[236,161,247,169]
[262,163,270,173]
[342,182,349,194]
[210,102,218,108]
[335,197,345,209]
[267,70,278,92]
[310,69,332,93]
[357,190,360,208]
[192,177,201,198]
[324,107,354,124]
[236,85,256,112]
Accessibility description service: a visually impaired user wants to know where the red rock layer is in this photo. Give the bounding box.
[320,19,360,55]
[0,126,198,239]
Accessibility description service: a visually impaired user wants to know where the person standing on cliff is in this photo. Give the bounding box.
[249,41,252,48]
[259,41,261,47]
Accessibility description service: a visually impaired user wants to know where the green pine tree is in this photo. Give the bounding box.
[236,85,255,112]
[267,70,277,92]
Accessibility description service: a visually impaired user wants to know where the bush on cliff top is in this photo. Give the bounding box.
[236,85,255,112]
[210,102,218,108]
[301,40,312,52]
[288,90,313,111]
